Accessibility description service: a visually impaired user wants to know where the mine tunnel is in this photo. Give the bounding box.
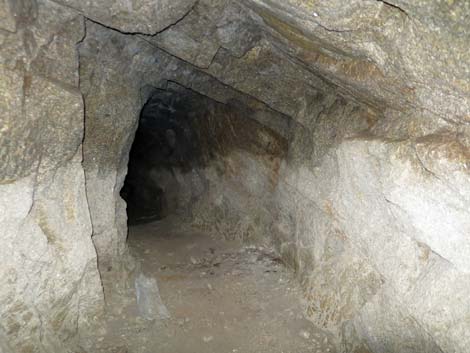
[1,1,470,353]
[121,89,201,224]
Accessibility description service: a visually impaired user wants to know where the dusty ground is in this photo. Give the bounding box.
[83,218,337,353]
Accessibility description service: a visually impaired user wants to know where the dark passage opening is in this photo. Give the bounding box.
[116,86,323,353]
[108,82,313,353]
[121,83,288,230]
[121,88,202,224]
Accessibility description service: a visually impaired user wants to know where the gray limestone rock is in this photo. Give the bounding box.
[0,0,469,352]
[0,1,103,351]
[51,0,197,34]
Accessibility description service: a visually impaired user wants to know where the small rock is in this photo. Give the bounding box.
[203,335,214,343]
[299,330,310,339]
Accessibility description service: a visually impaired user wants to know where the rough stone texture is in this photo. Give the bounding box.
[0,1,104,351]
[0,155,104,352]
[78,21,292,271]
[0,0,16,32]
[146,0,260,68]
[119,85,288,240]
[272,127,470,351]
[79,24,142,272]
[242,0,470,123]
[1,0,469,352]
[51,0,197,34]
[186,91,289,241]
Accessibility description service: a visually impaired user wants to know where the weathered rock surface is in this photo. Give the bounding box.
[0,1,103,351]
[52,0,197,34]
[1,0,469,352]
[0,155,104,353]
[79,21,292,270]
[242,0,470,123]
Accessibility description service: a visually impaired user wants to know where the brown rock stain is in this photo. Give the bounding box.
[257,8,387,83]
[363,108,380,128]
[64,190,76,223]
[323,200,340,221]
[159,274,188,282]
[35,206,61,247]
[419,135,469,161]
[353,345,374,353]
[257,9,346,57]
[23,73,32,95]
[268,156,282,189]
[417,241,431,263]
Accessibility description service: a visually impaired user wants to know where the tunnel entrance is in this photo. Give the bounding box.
[120,84,289,232]
[4,0,469,351]
[108,86,330,353]
[121,88,203,224]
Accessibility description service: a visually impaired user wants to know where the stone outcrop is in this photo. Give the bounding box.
[1,0,469,352]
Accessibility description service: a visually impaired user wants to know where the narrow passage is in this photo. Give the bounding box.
[89,218,337,353]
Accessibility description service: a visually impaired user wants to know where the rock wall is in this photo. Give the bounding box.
[274,113,470,352]
[79,23,143,274]
[167,85,289,242]
[78,20,292,272]
[78,3,470,353]
[1,0,469,352]
[0,0,104,351]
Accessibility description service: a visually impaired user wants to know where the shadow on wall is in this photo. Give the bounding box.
[121,83,289,234]
[121,89,202,224]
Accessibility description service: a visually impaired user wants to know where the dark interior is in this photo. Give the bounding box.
[121,89,201,224]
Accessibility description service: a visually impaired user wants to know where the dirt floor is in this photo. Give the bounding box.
[84,218,337,353]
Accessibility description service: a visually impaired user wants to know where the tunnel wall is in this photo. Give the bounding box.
[120,86,289,229]
[1,0,469,352]
[78,22,291,267]
[0,1,104,351]
[0,1,204,351]
[79,24,142,281]
[164,85,289,241]
[273,107,470,352]
[80,20,470,353]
